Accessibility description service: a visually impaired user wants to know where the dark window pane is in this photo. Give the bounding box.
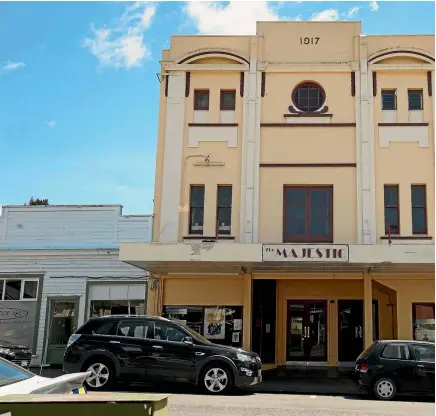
[412,344,435,362]
[0,280,3,300]
[218,186,232,206]
[293,82,325,112]
[220,91,236,110]
[384,186,398,206]
[217,207,231,234]
[285,220,306,235]
[408,91,423,110]
[190,207,204,234]
[412,186,426,206]
[117,320,149,338]
[382,91,396,110]
[384,207,399,233]
[310,189,330,217]
[194,91,209,110]
[381,344,410,360]
[153,322,186,342]
[285,188,306,204]
[310,218,329,235]
[288,204,306,219]
[412,208,426,233]
[191,186,205,207]
[5,280,21,300]
[413,304,435,342]
[94,321,117,336]
[23,281,37,299]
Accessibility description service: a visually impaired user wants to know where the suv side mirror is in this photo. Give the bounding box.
[182,336,194,346]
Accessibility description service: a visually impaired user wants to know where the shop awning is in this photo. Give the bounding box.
[120,242,435,275]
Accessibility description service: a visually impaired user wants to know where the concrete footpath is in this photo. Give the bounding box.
[31,367,362,396]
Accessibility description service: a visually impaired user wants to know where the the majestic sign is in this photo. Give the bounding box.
[263,244,349,262]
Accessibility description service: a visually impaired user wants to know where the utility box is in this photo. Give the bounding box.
[0,393,169,416]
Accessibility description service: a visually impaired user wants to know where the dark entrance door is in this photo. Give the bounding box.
[251,280,276,364]
[338,299,380,362]
[286,300,327,362]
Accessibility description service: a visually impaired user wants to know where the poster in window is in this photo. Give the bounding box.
[204,307,225,339]
[233,319,242,331]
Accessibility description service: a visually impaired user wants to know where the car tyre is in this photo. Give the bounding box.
[83,358,116,391]
[373,377,397,401]
[200,363,233,395]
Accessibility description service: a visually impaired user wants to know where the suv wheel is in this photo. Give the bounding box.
[374,377,397,400]
[84,360,115,390]
[201,364,233,395]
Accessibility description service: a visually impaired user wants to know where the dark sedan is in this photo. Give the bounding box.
[355,340,435,400]
[0,340,32,369]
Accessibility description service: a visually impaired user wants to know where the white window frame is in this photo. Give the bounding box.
[0,278,39,301]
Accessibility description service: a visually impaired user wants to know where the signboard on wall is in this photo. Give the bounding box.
[263,244,349,262]
[0,301,37,348]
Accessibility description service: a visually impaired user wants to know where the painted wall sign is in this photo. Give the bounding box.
[300,37,320,45]
[263,244,349,262]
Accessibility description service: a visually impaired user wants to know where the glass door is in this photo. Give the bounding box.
[46,299,79,365]
[287,300,327,362]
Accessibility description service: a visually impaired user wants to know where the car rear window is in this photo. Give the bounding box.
[77,319,117,336]
[357,341,378,359]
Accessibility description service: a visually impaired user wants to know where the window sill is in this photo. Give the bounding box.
[380,235,433,245]
[183,235,235,241]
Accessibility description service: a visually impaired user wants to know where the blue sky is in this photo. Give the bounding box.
[0,1,434,214]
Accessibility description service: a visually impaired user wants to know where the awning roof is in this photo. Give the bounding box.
[120,242,435,275]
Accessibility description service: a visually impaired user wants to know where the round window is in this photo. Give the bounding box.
[292,82,326,112]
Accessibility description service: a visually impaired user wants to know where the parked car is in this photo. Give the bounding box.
[0,340,32,369]
[355,340,435,400]
[63,315,262,394]
[0,356,89,396]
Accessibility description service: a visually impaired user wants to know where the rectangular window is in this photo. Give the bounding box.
[411,343,435,363]
[163,305,243,347]
[408,90,423,110]
[217,185,232,235]
[382,90,397,110]
[189,185,205,235]
[23,281,38,299]
[411,185,427,234]
[220,90,236,111]
[283,186,333,243]
[90,300,145,317]
[4,280,21,300]
[194,90,209,110]
[117,320,149,339]
[413,303,435,342]
[381,343,411,360]
[384,185,399,234]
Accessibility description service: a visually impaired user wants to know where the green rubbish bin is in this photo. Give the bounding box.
[0,392,169,416]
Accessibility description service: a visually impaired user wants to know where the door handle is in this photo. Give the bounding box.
[195,352,205,356]
[152,345,163,350]
[417,364,424,368]
[109,341,120,344]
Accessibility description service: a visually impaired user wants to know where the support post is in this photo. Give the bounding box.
[243,274,252,350]
[146,276,163,316]
[364,272,373,348]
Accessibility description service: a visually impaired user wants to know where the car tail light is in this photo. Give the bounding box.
[67,334,81,348]
[359,361,368,373]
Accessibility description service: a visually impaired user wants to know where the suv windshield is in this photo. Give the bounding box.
[182,324,212,344]
[0,357,34,387]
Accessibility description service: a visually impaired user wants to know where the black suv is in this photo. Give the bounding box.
[355,340,435,400]
[63,315,262,394]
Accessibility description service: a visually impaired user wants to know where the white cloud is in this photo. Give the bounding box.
[1,61,25,72]
[344,6,360,18]
[311,9,340,21]
[369,1,379,12]
[184,1,284,35]
[83,2,156,69]
[45,120,56,128]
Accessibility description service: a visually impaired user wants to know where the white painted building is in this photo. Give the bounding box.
[0,205,152,366]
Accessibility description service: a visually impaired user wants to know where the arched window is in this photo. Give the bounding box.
[292,82,326,112]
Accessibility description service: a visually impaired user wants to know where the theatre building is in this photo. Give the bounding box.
[120,21,435,370]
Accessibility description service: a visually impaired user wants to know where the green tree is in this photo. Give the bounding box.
[25,197,49,205]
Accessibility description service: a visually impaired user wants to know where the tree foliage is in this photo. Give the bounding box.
[25,197,49,205]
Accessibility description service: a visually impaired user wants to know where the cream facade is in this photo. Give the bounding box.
[121,22,435,369]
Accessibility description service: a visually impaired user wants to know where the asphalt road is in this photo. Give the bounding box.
[167,393,435,416]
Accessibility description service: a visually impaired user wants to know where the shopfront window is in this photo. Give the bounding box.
[90,300,145,317]
[0,279,39,301]
[163,305,243,347]
[413,303,435,342]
